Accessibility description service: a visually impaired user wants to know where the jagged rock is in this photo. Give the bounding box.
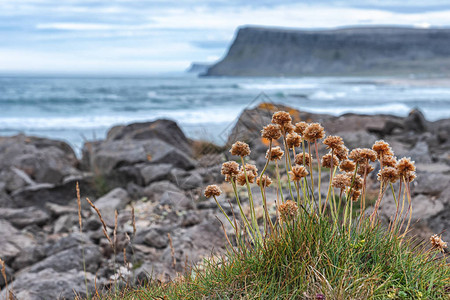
[0,207,50,229]
[0,134,79,185]
[28,244,101,274]
[107,119,192,154]
[83,139,196,177]
[170,169,203,190]
[94,188,130,227]
[404,109,428,133]
[53,214,77,233]
[0,167,35,193]
[141,163,173,185]
[338,130,378,150]
[10,176,95,208]
[159,191,194,210]
[0,220,36,263]
[408,141,432,164]
[181,212,201,227]
[412,172,450,196]
[142,228,169,249]
[142,181,181,200]
[0,268,97,300]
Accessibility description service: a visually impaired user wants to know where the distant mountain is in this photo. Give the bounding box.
[186,62,212,75]
[205,26,450,77]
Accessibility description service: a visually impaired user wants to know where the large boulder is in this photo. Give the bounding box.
[0,219,36,263]
[107,119,192,154]
[82,139,196,176]
[0,207,50,228]
[0,135,79,185]
[93,188,130,227]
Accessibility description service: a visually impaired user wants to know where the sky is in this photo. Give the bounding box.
[1,0,450,75]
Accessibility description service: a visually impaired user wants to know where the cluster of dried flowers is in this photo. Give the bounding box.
[204,110,446,252]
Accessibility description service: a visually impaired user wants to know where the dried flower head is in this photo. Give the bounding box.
[266,146,284,161]
[321,153,339,169]
[332,174,352,189]
[230,141,251,157]
[323,135,344,150]
[294,152,311,167]
[334,145,349,161]
[345,172,363,190]
[372,140,394,159]
[294,121,308,135]
[377,167,399,183]
[256,174,273,188]
[289,165,309,181]
[236,172,246,185]
[349,148,377,163]
[221,161,240,181]
[382,155,398,168]
[430,234,448,253]
[357,162,375,176]
[396,157,416,176]
[241,163,258,177]
[284,123,295,134]
[340,159,356,172]
[204,185,222,198]
[351,190,361,202]
[278,200,298,222]
[272,111,292,127]
[303,123,325,143]
[286,132,301,148]
[261,124,282,140]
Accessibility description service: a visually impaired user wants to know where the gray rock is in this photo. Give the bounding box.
[170,169,203,190]
[141,163,173,185]
[0,167,35,193]
[404,109,428,133]
[53,214,77,233]
[143,228,169,249]
[83,138,196,176]
[338,130,378,150]
[143,180,181,200]
[412,172,450,196]
[11,246,46,271]
[408,141,432,163]
[28,244,101,274]
[0,219,36,262]
[0,134,79,185]
[159,191,194,210]
[0,207,50,228]
[94,188,129,227]
[0,268,96,300]
[106,119,192,155]
[181,212,201,227]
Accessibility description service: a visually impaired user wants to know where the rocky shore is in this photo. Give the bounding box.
[0,104,449,299]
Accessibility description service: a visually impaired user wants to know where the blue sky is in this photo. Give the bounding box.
[1,0,450,75]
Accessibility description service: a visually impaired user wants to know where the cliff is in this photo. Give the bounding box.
[205,26,450,77]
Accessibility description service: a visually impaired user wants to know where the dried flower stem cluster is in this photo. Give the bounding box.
[205,110,444,253]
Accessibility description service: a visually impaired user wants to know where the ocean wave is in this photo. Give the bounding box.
[237,83,317,90]
[309,90,347,100]
[303,103,411,116]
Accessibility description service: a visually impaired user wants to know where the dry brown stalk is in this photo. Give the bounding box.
[86,197,113,247]
[131,204,136,237]
[76,181,82,231]
[168,233,176,268]
[0,258,9,295]
[113,210,118,250]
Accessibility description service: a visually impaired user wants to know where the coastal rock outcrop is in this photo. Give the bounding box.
[206,26,450,77]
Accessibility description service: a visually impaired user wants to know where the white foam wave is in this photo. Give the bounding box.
[310,90,346,100]
[147,91,158,98]
[238,83,317,90]
[303,103,411,116]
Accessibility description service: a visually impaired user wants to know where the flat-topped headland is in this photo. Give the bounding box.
[205,26,450,77]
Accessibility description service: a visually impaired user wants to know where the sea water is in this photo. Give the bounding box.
[1,74,449,155]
